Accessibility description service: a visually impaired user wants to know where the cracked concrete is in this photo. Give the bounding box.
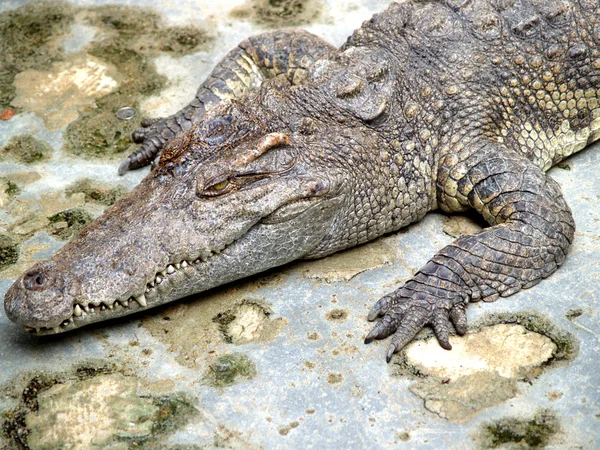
[1,0,599,449]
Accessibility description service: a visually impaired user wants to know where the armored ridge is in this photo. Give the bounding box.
[4,0,599,362]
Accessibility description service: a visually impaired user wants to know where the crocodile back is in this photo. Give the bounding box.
[343,0,600,171]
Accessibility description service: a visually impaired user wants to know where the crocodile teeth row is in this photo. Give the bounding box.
[24,317,74,334]
[67,295,147,322]
[143,246,228,291]
[143,256,207,294]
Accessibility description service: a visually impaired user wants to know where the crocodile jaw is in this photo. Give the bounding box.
[4,193,341,335]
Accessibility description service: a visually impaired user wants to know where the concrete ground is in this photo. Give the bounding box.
[0,0,599,448]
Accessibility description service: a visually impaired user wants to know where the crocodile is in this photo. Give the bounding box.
[4,0,599,362]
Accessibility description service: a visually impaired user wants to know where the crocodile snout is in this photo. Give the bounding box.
[4,262,71,331]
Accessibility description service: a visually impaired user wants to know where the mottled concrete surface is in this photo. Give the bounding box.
[1,1,599,449]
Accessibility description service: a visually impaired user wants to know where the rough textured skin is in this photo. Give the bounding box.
[118,30,336,174]
[4,0,600,362]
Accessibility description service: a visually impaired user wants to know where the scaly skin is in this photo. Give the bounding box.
[4,1,599,363]
[118,30,336,174]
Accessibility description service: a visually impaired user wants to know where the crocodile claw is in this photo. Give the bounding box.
[119,115,192,175]
[367,294,394,321]
[365,290,468,362]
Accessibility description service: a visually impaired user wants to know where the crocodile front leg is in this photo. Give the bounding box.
[118,30,336,175]
[365,142,575,362]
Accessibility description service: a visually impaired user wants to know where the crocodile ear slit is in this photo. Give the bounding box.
[335,77,364,98]
[332,54,392,123]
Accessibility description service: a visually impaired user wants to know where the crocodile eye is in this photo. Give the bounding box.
[203,179,232,197]
[211,180,229,191]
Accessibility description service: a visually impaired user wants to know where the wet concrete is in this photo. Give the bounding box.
[1,0,599,448]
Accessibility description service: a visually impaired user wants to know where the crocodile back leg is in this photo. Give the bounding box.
[118,30,336,174]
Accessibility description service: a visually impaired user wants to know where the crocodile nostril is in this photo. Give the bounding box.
[23,270,50,291]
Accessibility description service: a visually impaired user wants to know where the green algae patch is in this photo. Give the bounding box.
[212,299,286,345]
[64,110,139,159]
[204,353,257,388]
[0,135,52,164]
[2,365,196,450]
[0,234,19,272]
[3,180,20,198]
[0,178,21,209]
[231,0,324,28]
[2,191,87,266]
[392,312,577,422]
[61,4,213,160]
[480,409,559,449]
[61,41,163,159]
[0,2,75,110]
[149,394,196,438]
[47,207,93,241]
[26,374,158,449]
[1,374,61,450]
[1,1,213,156]
[477,312,579,365]
[88,5,211,57]
[74,364,118,381]
[155,26,211,55]
[66,178,127,206]
[565,308,583,321]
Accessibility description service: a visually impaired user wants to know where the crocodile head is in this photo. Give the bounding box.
[4,87,351,334]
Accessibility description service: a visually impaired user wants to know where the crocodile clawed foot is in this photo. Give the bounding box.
[365,291,469,362]
[119,117,181,175]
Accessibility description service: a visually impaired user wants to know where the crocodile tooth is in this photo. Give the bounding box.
[155,276,162,284]
[174,263,181,270]
[83,305,90,313]
[100,304,107,311]
[159,270,167,277]
[122,300,129,307]
[135,294,147,307]
[181,261,188,268]
[73,304,83,317]
[61,319,70,327]
[107,303,113,310]
[167,265,175,274]
[194,259,201,264]
[24,326,35,332]
[90,307,95,313]
[149,280,155,287]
